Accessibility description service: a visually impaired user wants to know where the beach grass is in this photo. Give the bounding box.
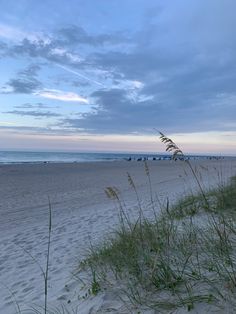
[80,176,236,312]
[79,134,236,313]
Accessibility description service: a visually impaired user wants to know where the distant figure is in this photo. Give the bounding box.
[153,157,156,161]
[128,157,131,161]
[137,157,142,161]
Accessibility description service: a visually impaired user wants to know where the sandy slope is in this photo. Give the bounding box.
[0,159,235,313]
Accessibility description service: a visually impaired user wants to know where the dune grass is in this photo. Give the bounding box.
[167,176,236,220]
[79,134,236,313]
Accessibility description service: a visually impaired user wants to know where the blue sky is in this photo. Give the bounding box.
[0,0,235,154]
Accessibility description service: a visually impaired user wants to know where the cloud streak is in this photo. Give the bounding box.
[14,103,56,109]
[35,89,89,103]
[3,110,61,118]
[56,64,105,87]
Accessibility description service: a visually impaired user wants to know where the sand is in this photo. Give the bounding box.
[0,159,235,313]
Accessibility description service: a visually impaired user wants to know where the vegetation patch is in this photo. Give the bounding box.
[79,133,236,313]
[80,177,236,312]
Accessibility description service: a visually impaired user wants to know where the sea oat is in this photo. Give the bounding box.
[158,131,209,208]
[159,131,185,160]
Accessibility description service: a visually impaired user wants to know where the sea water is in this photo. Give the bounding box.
[0,151,164,164]
[0,151,229,164]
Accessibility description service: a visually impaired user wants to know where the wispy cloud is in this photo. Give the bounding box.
[56,64,105,87]
[35,89,89,103]
[14,103,56,109]
[0,124,86,136]
[3,110,61,118]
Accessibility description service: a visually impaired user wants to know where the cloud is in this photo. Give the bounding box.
[14,103,56,109]
[0,41,7,57]
[35,89,89,103]
[1,64,89,104]
[1,24,130,92]
[0,124,85,136]
[3,110,61,118]
[1,63,42,94]
[56,64,105,87]
[61,87,236,135]
[62,0,235,135]
[18,64,41,77]
[1,63,89,103]
[3,77,42,94]
[0,125,52,133]
[4,23,130,74]
[9,38,82,67]
[0,24,84,67]
[6,25,126,67]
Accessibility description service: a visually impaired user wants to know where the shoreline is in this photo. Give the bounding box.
[0,154,234,166]
[0,151,234,166]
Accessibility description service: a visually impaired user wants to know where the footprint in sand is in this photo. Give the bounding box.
[22,286,32,293]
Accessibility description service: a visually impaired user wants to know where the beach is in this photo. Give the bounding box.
[0,159,236,313]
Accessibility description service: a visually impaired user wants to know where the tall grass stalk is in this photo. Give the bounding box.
[14,200,52,314]
[45,197,52,314]
[158,131,210,209]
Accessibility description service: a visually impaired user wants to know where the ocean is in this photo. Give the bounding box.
[0,151,229,164]
[0,151,167,164]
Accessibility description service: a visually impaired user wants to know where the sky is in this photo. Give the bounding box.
[0,0,236,154]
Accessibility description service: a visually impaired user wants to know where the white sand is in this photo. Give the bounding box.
[0,159,235,313]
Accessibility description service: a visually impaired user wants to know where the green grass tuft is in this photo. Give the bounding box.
[80,176,236,312]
